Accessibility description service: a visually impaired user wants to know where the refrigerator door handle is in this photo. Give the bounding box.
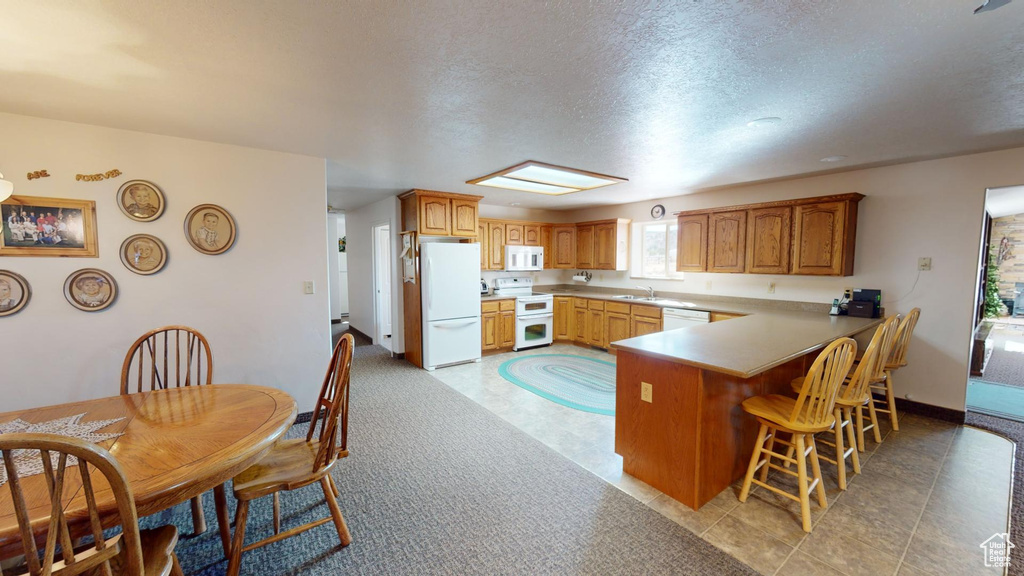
[433,318,480,328]
[425,257,433,313]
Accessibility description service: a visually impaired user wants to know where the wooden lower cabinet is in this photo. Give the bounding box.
[631,304,663,337]
[553,296,573,340]
[606,311,631,346]
[499,311,516,348]
[710,312,745,322]
[482,300,517,352]
[481,312,498,350]
[588,310,606,347]
[573,302,588,343]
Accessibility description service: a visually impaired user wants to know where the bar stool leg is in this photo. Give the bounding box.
[866,396,883,443]
[885,370,900,431]
[844,406,861,475]
[760,428,776,483]
[855,405,866,452]
[832,408,847,490]
[808,436,828,510]
[739,423,769,502]
[794,433,812,533]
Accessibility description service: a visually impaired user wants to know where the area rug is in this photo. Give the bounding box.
[498,354,616,415]
[966,412,1023,576]
[967,379,1024,422]
[147,346,754,575]
[979,326,1024,389]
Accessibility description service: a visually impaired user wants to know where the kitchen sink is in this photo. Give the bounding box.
[613,294,639,300]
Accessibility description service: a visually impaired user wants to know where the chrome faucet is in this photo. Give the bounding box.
[636,285,655,299]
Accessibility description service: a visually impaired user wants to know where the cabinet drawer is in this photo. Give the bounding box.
[605,301,631,315]
[631,305,662,318]
[574,298,589,308]
[482,301,500,313]
[588,300,605,311]
[499,299,515,311]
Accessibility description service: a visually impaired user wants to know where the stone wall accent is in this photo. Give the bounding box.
[992,214,1024,299]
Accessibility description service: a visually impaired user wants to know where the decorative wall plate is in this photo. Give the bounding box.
[64,268,117,312]
[120,234,168,275]
[184,204,236,255]
[0,270,31,317]
[117,180,165,222]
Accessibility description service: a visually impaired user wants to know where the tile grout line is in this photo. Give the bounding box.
[891,426,959,576]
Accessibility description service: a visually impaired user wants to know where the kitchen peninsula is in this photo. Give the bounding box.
[611,310,880,510]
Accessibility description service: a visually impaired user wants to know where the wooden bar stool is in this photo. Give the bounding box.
[870,308,920,432]
[788,316,898,489]
[738,338,857,533]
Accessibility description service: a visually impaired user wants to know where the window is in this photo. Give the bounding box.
[630,221,684,279]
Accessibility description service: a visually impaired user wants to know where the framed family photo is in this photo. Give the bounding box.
[120,234,168,275]
[117,180,165,222]
[63,268,117,312]
[184,204,236,255]
[0,196,99,257]
[0,270,31,317]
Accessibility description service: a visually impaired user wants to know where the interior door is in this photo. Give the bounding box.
[374,224,392,341]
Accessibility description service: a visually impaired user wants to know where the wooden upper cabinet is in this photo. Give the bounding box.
[540,225,553,269]
[552,226,576,269]
[505,224,524,245]
[746,206,791,274]
[676,214,708,272]
[524,225,541,246]
[478,221,488,269]
[594,222,617,270]
[419,196,451,236]
[707,210,747,273]
[576,224,595,269]
[398,190,483,238]
[451,199,479,238]
[792,201,854,276]
[488,221,506,270]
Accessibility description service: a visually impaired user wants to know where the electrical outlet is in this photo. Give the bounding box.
[705,280,712,291]
[843,287,853,299]
[641,382,653,403]
[303,281,315,294]
[918,257,932,271]
[767,282,776,294]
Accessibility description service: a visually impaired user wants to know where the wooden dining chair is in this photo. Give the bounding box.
[0,433,182,576]
[225,333,354,576]
[870,308,920,432]
[738,337,857,532]
[788,317,896,490]
[118,326,221,546]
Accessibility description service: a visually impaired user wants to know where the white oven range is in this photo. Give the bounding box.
[492,277,554,351]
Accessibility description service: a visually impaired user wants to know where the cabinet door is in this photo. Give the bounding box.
[540,225,553,269]
[632,315,663,337]
[505,224,524,245]
[524,225,541,246]
[488,222,505,270]
[594,222,617,270]
[553,296,572,340]
[707,210,747,273]
[588,310,606,347]
[792,202,847,276]
[478,221,488,269]
[499,311,516,348]
[451,199,478,238]
[418,196,451,236]
[676,214,708,272]
[573,307,589,342]
[552,226,576,269]
[481,312,498,350]
[576,224,595,269]
[746,206,791,274]
[605,312,631,346]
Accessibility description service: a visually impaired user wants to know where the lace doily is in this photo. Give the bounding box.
[0,413,125,487]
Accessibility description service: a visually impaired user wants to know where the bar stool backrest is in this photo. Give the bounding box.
[791,338,857,427]
[885,308,921,370]
[843,316,898,403]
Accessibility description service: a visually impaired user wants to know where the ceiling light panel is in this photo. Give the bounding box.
[468,161,626,195]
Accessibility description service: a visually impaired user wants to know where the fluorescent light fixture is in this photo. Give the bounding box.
[0,172,13,202]
[468,161,626,196]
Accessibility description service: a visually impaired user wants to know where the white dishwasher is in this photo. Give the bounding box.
[663,308,711,330]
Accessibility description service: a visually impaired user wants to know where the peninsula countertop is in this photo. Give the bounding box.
[611,310,880,379]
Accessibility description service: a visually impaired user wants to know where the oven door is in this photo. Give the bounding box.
[515,313,553,351]
[516,297,554,317]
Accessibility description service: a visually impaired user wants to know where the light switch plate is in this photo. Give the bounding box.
[641,382,653,403]
[767,282,776,294]
[918,257,932,271]
[303,281,315,294]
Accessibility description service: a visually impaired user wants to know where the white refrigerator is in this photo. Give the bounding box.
[420,242,482,370]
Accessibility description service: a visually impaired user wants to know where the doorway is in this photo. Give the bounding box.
[373,222,393,352]
[967,185,1024,421]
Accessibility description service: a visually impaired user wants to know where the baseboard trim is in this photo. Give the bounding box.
[393,352,405,360]
[347,326,372,342]
[893,397,966,425]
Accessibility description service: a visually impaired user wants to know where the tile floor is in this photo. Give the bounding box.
[429,344,1014,576]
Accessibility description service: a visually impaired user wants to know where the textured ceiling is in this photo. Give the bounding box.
[2,1,1023,211]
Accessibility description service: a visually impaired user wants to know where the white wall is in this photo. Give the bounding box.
[345,195,403,352]
[0,113,332,412]
[327,213,342,320]
[565,147,1024,411]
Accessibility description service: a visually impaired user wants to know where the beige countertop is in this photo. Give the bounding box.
[611,311,880,379]
[533,289,820,315]
[480,294,516,302]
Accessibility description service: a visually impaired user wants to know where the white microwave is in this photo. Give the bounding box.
[505,245,544,271]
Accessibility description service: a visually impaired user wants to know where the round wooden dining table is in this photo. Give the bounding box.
[0,384,297,560]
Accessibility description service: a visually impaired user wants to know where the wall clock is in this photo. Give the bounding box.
[651,204,666,220]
